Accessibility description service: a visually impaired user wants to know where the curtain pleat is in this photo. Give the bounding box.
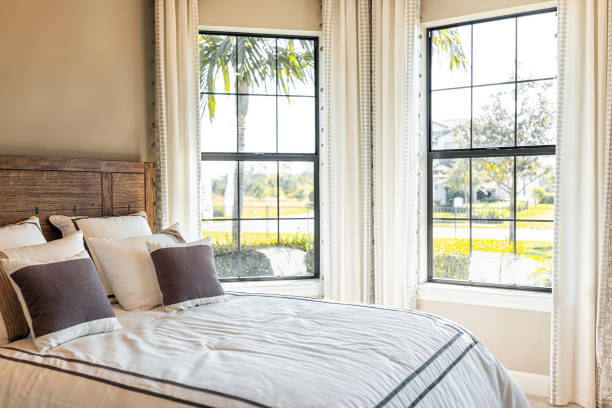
[597,0,612,405]
[322,0,421,307]
[551,0,612,406]
[322,0,367,302]
[153,0,201,241]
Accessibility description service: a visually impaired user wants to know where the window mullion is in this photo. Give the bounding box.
[427,10,556,291]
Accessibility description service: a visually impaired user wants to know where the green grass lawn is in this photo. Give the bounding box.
[211,199,313,218]
[434,203,553,221]
[203,230,313,246]
[433,203,553,230]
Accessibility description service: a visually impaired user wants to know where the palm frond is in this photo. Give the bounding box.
[199,34,315,120]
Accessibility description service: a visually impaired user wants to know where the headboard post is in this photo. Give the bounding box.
[0,155,155,240]
[101,173,113,217]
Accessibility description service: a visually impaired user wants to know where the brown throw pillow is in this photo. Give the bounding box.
[146,239,226,312]
[2,252,121,352]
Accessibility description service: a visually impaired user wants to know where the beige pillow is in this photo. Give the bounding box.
[87,224,185,311]
[49,212,151,239]
[49,212,153,296]
[0,217,46,250]
[0,217,47,345]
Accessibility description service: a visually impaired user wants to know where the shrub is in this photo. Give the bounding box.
[532,187,554,204]
[433,254,470,280]
[211,233,314,278]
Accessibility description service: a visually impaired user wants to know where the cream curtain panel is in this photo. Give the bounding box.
[321,0,421,307]
[153,0,201,241]
[551,0,612,406]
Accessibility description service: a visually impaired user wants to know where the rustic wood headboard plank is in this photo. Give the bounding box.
[0,155,146,174]
[0,155,154,240]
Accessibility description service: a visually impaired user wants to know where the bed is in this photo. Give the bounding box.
[0,155,529,408]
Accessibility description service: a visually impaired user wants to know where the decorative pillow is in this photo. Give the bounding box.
[0,217,47,345]
[1,230,85,262]
[1,251,121,352]
[0,217,46,250]
[87,224,185,311]
[146,238,226,312]
[49,212,152,296]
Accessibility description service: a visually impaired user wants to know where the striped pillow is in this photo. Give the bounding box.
[0,217,47,345]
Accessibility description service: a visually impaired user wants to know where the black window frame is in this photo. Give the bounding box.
[199,30,320,282]
[426,9,557,292]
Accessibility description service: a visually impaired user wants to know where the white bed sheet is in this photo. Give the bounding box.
[0,293,529,407]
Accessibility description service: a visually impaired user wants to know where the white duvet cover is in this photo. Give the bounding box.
[0,293,528,407]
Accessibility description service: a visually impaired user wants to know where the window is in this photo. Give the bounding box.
[427,10,556,291]
[199,32,319,281]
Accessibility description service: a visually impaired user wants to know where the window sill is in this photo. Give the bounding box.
[222,279,324,298]
[417,282,552,312]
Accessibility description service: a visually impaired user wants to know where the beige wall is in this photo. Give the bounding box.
[199,0,322,31]
[0,0,153,162]
[422,0,553,23]
[418,300,550,375]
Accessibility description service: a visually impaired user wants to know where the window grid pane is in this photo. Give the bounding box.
[199,32,319,281]
[428,9,556,291]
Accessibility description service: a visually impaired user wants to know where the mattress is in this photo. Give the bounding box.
[0,293,529,407]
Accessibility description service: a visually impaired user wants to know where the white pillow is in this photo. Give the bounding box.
[87,224,185,311]
[49,212,153,296]
[0,217,46,251]
[49,212,152,239]
[2,231,85,262]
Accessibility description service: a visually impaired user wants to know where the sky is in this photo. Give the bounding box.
[430,11,557,149]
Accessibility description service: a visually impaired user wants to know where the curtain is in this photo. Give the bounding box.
[551,0,612,406]
[321,0,421,307]
[596,0,612,404]
[321,0,369,303]
[371,0,421,307]
[153,0,201,241]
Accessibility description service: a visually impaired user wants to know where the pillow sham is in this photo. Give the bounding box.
[87,224,185,311]
[1,230,85,262]
[0,217,47,345]
[49,211,152,239]
[146,238,226,312]
[1,251,121,352]
[0,217,46,250]
[49,212,153,296]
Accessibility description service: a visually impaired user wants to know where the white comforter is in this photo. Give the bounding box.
[0,293,528,407]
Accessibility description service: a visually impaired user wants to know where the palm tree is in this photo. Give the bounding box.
[431,28,468,70]
[199,34,315,243]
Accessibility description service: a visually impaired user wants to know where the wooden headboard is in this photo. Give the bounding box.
[0,155,154,240]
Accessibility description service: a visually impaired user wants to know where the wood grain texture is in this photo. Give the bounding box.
[101,173,113,217]
[0,170,101,212]
[0,155,154,240]
[112,173,145,211]
[0,155,145,174]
